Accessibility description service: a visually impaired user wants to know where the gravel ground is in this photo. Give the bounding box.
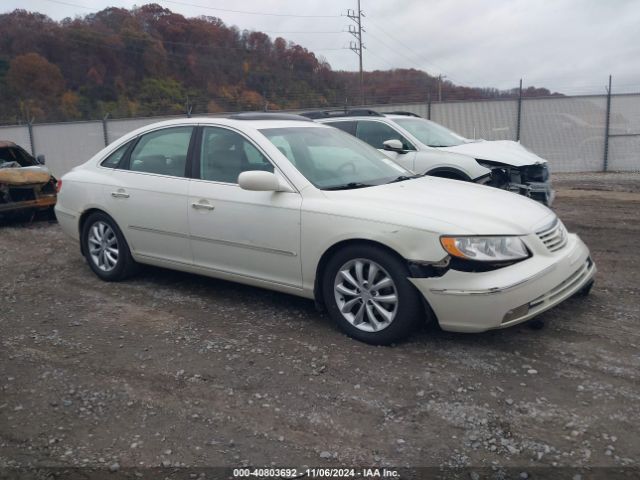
[1,173,639,478]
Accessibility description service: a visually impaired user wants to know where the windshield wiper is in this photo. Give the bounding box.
[323,182,373,191]
[388,174,420,184]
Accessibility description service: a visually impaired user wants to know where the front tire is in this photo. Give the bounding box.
[322,245,423,345]
[81,212,137,281]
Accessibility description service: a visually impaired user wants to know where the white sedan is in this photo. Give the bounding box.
[55,114,596,345]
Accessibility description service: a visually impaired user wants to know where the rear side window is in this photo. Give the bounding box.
[100,142,130,169]
[356,121,415,150]
[325,121,357,136]
[128,127,194,177]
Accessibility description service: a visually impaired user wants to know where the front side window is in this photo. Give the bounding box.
[128,126,194,177]
[393,118,467,147]
[260,126,411,190]
[356,121,415,150]
[199,127,273,183]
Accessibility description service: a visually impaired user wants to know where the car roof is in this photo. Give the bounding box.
[311,113,423,122]
[0,141,19,148]
[132,114,327,132]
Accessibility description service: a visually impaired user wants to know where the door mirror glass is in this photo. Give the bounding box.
[238,171,281,191]
[383,139,404,152]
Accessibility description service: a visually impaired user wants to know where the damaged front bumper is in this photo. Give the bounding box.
[505,180,555,206]
[409,233,595,332]
[482,162,555,206]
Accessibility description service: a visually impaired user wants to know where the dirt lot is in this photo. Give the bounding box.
[1,173,639,477]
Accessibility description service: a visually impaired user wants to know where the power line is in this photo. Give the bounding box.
[161,0,341,18]
[366,18,469,86]
[40,0,342,19]
[40,0,95,10]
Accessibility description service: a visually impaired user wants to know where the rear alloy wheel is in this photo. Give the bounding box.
[323,245,423,345]
[81,212,137,281]
[88,221,119,272]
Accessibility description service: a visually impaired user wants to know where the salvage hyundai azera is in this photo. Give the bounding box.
[55,114,595,344]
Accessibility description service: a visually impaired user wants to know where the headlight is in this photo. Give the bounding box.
[440,236,529,262]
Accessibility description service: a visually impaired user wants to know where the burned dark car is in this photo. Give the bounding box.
[0,141,57,218]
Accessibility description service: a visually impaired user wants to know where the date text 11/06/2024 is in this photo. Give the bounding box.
[232,467,400,478]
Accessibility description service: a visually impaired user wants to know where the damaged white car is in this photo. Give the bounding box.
[55,114,594,345]
[0,141,57,218]
[307,110,555,205]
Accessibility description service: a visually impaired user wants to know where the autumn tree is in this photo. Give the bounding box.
[6,52,65,119]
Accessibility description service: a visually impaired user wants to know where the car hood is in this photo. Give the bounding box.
[322,176,554,235]
[438,140,547,167]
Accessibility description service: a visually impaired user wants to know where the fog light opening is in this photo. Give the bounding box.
[502,304,530,323]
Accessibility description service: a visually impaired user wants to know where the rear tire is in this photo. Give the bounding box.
[81,212,138,281]
[322,244,423,345]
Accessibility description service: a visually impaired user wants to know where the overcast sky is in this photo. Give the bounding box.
[4,0,640,94]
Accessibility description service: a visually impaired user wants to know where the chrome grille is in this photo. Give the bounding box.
[536,219,568,252]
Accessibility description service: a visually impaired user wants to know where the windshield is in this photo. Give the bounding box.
[259,126,412,190]
[0,146,37,167]
[393,117,467,147]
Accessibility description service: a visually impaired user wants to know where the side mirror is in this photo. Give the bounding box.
[238,171,288,192]
[383,139,405,153]
[36,154,46,165]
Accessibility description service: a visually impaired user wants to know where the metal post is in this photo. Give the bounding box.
[27,118,35,156]
[603,74,612,172]
[427,93,432,120]
[102,113,110,147]
[186,95,192,118]
[437,75,446,102]
[516,78,523,142]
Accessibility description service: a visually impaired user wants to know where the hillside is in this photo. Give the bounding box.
[0,4,558,124]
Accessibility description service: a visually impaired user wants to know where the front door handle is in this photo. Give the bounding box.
[191,202,215,211]
[111,190,130,198]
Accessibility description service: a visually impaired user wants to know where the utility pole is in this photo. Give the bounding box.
[347,0,364,105]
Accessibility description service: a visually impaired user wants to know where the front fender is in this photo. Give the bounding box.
[300,210,445,295]
[413,150,490,181]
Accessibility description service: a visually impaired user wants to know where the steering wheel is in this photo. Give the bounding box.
[337,161,356,175]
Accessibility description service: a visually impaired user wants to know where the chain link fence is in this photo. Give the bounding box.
[1,94,639,177]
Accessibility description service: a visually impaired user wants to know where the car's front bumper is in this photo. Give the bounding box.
[506,180,555,206]
[409,233,595,332]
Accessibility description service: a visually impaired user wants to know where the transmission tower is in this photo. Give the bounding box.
[347,0,365,105]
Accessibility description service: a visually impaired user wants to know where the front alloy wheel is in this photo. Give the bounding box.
[323,244,424,345]
[334,259,398,332]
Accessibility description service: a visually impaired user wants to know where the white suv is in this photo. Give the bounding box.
[307,110,554,205]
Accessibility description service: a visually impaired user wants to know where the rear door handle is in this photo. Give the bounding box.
[111,190,130,198]
[191,201,215,211]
